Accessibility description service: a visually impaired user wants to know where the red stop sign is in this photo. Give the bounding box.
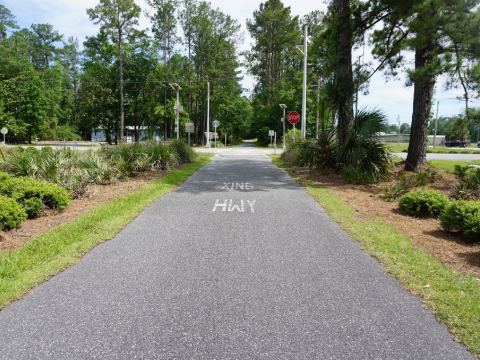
[288,112,300,125]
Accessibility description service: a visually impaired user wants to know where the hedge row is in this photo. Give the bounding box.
[399,189,480,239]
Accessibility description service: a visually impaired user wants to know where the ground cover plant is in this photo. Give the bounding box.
[399,189,450,217]
[440,201,480,239]
[282,110,392,185]
[0,141,195,231]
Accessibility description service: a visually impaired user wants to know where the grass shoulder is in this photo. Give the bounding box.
[387,143,480,154]
[0,154,212,310]
[429,159,480,173]
[271,155,480,356]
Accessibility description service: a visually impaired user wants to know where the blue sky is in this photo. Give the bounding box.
[2,0,478,125]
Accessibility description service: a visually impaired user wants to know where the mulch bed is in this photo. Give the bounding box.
[0,171,165,252]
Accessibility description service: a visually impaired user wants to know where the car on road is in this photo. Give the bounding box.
[445,139,470,148]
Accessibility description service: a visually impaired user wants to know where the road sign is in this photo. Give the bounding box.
[205,132,218,140]
[213,120,220,128]
[185,123,194,133]
[174,103,184,113]
[268,130,275,137]
[0,127,7,135]
[288,112,300,125]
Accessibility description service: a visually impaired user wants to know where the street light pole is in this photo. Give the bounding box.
[206,80,211,148]
[169,83,182,141]
[301,24,308,140]
[280,104,286,150]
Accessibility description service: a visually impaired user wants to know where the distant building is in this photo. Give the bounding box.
[91,126,161,143]
[377,134,445,146]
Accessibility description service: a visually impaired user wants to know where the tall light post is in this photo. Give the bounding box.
[169,83,182,140]
[279,104,287,150]
[206,80,211,148]
[296,24,308,139]
[301,24,308,139]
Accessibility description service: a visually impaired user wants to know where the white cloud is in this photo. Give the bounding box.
[3,0,478,124]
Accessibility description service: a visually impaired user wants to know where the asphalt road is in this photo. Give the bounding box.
[0,145,474,359]
[394,152,480,161]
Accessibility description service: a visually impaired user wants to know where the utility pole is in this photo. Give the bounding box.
[434,100,439,148]
[206,80,211,148]
[316,77,321,140]
[279,104,287,150]
[396,115,401,144]
[301,24,308,140]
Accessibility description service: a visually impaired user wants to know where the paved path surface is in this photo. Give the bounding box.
[0,144,473,359]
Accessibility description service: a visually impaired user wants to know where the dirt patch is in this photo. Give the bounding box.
[297,167,480,279]
[0,171,165,252]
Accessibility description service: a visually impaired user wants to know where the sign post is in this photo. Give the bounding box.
[213,120,220,148]
[274,131,277,155]
[268,129,275,147]
[288,112,300,140]
[185,122,194,146]
[1,127,8,145]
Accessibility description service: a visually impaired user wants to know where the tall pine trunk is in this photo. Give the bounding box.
[405,45,436,171]
[333,0,354,150]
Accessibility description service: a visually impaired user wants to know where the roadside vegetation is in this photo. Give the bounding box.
[0,1,250,145]
[0,141,194,231]
[272,156,480,355]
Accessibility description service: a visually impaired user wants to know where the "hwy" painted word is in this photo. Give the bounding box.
[212,199,256,213]
[221,182,254,191]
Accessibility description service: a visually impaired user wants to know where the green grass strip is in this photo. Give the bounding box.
[271,156,480,356]
[0,154,212,309]
[429,159,480,173]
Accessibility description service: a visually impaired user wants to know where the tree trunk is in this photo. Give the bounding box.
[333,0,354,149]
[405,45,436,171]
[118,28,125,143]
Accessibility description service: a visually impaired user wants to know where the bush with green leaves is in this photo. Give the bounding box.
[21,197,44,218]
[339,110,392,184]
[0,142,195,198]
[452,165,480,200]
[282,128,336,169]
[0,172,70,212]
[440,200,480,239]
[0,195,27,231]
[168,140,195,164]
[382,178,410,201]
[382,169,443,202]
[399,189,450,217]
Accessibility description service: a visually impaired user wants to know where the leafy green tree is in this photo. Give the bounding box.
[30,24,62,69]
[60,37,82,127]
[87,0,141,143]
[372,0,480,170]
[0,4,17,42]
[445,117,470,142]
[246,0,301,144]
[147,0,179,139]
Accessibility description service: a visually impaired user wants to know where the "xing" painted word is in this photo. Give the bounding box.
[220,182,254,191]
